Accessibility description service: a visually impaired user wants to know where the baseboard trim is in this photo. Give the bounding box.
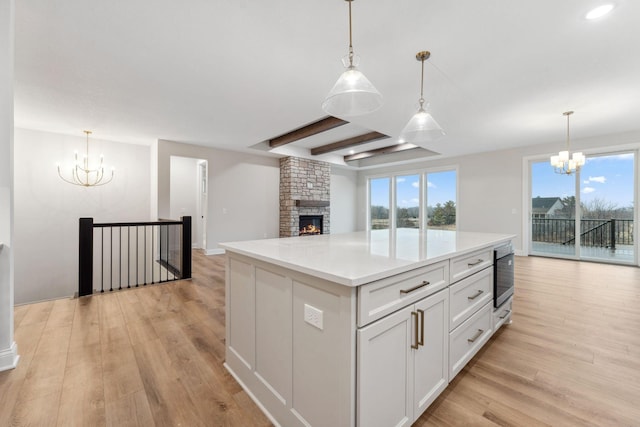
[0,342,19,372]
[205,248,225,256]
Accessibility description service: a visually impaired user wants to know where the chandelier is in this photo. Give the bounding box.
[321,0,383,117]
[400,51,444,146]
[550,111,585,175]
[57,130,114,187]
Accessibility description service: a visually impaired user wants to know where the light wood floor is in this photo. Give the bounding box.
[1,253,639,426]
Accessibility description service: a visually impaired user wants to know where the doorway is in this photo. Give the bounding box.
[529,151,636,264]
[169,156,208,250]
[198,161,208,249]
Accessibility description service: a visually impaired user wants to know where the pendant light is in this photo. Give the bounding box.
[550,111,585,175]
[321,0,383,117]
[400,51,444,146]
[57,130,115,187]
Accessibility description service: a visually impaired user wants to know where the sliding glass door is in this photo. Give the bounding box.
[530,161,577,258]
[530,151,636,264]
[578,153,634,263]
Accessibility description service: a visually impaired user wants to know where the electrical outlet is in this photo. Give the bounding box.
[304,304,323,330]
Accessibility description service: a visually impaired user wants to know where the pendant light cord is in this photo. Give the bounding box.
[419,58,425,108]
[566,113,570,150]
[563,111,573,150]
[84,130,91,169]
[348,0,354,67]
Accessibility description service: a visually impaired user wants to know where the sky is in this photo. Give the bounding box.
[370,170,457,208]
[532,152,634,209]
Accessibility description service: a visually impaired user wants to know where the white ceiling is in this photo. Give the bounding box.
[13,1,640,168]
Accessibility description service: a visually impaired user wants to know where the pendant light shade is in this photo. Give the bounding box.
[322,0,383,117]
[400,51,444,146]
[400,107,444,144]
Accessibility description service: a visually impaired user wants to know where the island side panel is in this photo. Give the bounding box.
[225,251,357,427]
[291,276,357,427]
[226,256,255,371]
[255,267,293,407]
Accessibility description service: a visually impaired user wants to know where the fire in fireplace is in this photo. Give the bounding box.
[299,215,323,236]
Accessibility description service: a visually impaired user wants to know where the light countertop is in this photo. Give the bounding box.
[220,229,514,287]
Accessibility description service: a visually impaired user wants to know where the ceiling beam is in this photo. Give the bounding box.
[268,116,348,148]
[310,131,389,156]
[344,144,421,162]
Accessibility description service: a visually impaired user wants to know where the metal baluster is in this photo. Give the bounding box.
[144,225,147,285]
[119,227,122,290]
[135,226,139,287]
[110,227,113,291]
[152,224,155,284]
[127,225,131,289]
[101,227,104,293]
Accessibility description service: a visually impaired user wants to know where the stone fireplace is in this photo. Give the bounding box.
[279,157,330,237]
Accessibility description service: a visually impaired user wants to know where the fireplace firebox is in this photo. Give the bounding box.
[299,215,323,236]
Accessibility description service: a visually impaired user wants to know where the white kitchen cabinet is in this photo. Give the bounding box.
[449,266,493,331]
[357,288,449,427]
[449,301,492,378]
[450,247,493,283]
[223,231,515,427]
[357,260,449,327]
[493,296,513,332]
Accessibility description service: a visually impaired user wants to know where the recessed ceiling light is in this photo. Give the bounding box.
[349,149,355,154]
[585,4,614,20]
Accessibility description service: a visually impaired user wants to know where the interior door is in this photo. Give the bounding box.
[199,161,207,249]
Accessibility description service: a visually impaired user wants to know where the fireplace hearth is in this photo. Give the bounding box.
[299,215,323,236]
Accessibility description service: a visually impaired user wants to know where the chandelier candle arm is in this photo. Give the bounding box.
[57,130,115,187]
[321,0,383,117]
[550,111,585,175]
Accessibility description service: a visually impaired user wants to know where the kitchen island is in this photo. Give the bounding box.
[221,229,514,427]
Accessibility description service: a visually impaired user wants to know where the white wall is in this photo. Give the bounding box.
[0,0,18,371]
[169,156,199,245]
[330,166,358,233]
[356,131,640,254]
[13,128,151,304]
[158,140,280,253]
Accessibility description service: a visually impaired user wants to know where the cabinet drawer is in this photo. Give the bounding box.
[358,260,449,327]
[449,267,493,331]
[450,247,493,283]
[493,296,513,332]
[449,301,492,379]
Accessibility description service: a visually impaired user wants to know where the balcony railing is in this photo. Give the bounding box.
[78,216,192,297]
[532,218,633,248]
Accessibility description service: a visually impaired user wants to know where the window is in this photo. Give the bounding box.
[426,170,457,230]
[396,174,420,229]
[368,169,457,232]
[370,177,390,230]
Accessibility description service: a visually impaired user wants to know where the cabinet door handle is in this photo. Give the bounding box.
[467,329,484,343]
[467,290,484,300]
[467,259,484,267]
[499,309,512,319]
[411,311,419,349]
[400,280,430,295]
[417,309,425,347]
